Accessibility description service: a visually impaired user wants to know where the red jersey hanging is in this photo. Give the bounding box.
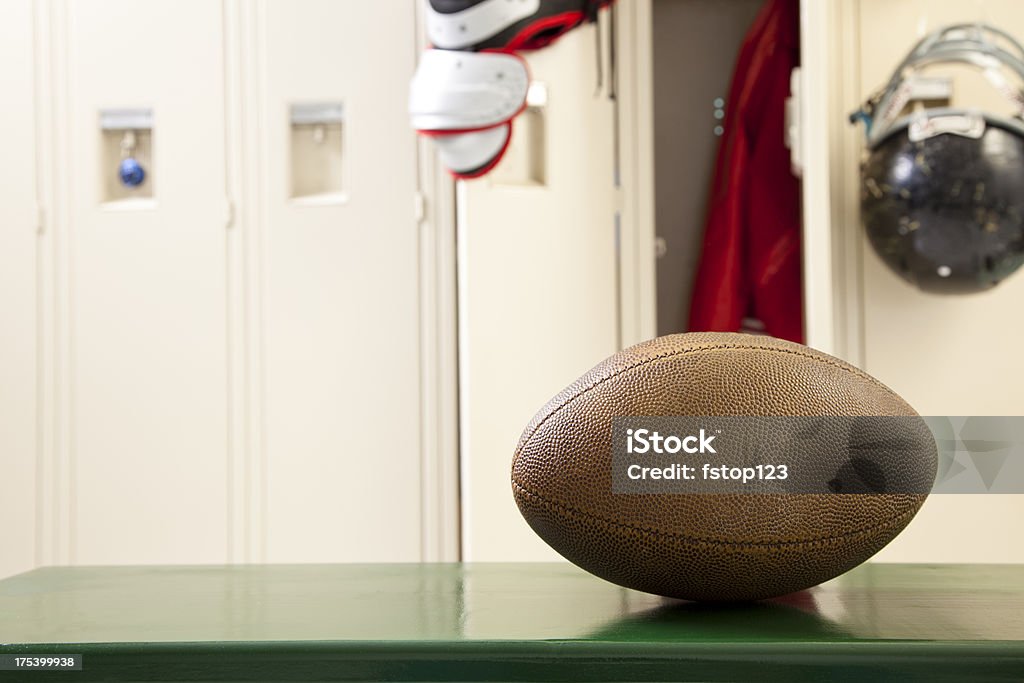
[688,0,803,343]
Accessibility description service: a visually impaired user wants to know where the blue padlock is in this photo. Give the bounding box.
[119,157,146,188]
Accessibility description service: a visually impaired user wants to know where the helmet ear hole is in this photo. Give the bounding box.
[984,255,995,273]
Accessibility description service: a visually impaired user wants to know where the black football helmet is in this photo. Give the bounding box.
[852,24,1024,294]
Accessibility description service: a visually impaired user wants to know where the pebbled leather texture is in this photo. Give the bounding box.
[512,332,936,602]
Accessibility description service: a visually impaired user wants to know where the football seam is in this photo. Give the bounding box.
[512,479,922,548]
[516,342,906,456]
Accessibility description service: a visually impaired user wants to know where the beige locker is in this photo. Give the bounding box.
[0,0,38,579]
[0,0,450,578]
[258,0,427,563]
[824,0,1024,562]
[458,21,621,562]
[64,0,231,564]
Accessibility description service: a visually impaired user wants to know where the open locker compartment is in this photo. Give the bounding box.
[651,0,768,336]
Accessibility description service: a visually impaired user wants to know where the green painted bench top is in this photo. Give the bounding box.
[1,563,1022,681]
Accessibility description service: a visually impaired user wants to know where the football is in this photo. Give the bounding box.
[512,332,937,601]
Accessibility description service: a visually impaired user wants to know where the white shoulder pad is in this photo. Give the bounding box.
[433,124,512,178]
[410,50,529,132]
[426,0,541,51]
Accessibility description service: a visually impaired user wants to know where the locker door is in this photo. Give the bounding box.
[854,0,1024,563]
[260,0,425,562]
[65,0,230,564]
[815,0,1024,563]
[458,22,621,561]
[0,0,38,579]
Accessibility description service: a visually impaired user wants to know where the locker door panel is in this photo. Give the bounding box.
[261,0,424,562]
[458,24,620,561]
[67,0,229,564]
[0,0,38,579]
[849,0,1024,563]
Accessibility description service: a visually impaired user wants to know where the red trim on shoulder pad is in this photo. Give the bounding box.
[504,11,586,51]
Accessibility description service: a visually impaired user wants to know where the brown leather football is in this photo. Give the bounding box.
[512,332,936,601]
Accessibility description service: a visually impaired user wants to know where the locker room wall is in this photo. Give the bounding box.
[0,0,457,579]
[830,0,1024,562]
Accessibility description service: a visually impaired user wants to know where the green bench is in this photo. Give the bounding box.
[1,563,1022,681]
